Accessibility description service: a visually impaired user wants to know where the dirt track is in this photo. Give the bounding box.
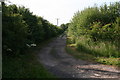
[38,35,120,78]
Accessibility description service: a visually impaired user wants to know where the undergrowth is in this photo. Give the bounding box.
[66,37,120,67]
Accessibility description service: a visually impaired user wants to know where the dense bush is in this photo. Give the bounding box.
[60,23,69,31]
[68,2,120,58]
[2,2,63,55]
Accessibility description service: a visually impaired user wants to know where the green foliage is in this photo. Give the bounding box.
[2,3,28,54]
[96,57,119,66]
[60,23,69,31]
[2,2,63,55]
[66,39,120,66]
[68,2,120,58]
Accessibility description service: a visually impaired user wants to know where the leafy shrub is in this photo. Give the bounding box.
[67,2,120,58]
[2,2,63,55]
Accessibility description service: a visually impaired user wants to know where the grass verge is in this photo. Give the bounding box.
[3,38,57,78]
[66,43,120,67]
[66,45,96,62]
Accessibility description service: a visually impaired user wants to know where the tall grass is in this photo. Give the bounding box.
[66,37,120,66]
[75,36,119,58]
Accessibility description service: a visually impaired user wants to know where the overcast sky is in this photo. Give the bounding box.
[8,0,119,26]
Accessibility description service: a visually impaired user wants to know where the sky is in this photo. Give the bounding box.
[7,0,120,26]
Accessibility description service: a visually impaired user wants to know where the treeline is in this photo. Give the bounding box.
[60,23,69,31]
[68,2,120,58]
[2,2,63,55]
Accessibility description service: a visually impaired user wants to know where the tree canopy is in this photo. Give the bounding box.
[67,2,120,57]
[2,2,63,55]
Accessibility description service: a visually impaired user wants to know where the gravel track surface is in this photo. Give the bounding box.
[38,35,120,79]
